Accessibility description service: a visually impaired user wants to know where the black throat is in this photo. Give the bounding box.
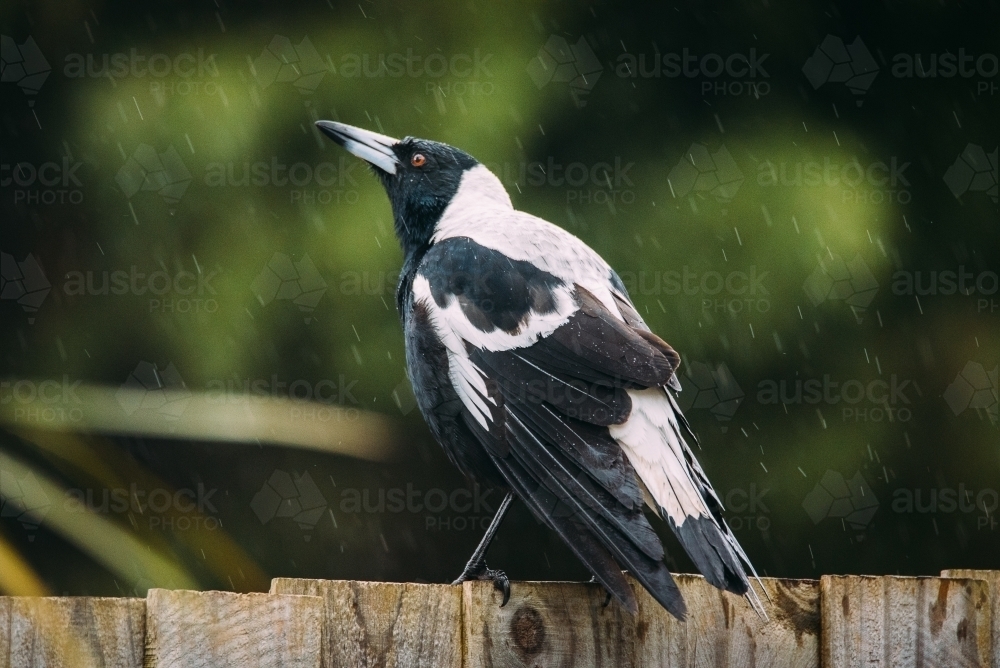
[377,138,478,314]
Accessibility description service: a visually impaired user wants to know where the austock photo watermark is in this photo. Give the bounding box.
[250,470,500,536]
[615,265,771,316]
[891,266,1000,314]
[1,376,84,425]
[667,141,984,209]
[889,48,999,97]
[62,262,222,314]
[529,37,774,103]
[250,35,496,98]
[116,361,364,424]
[329,48,496,97]
[0,469,220,536]
[338,483,499,533]
[482,156,636,206]
[721,484,772,532]
[11,249,397,323]
[251,253,328,323]
[0,251,51,323]
[616,47,772,99]
[204,373,361,423]
[1,34,224,108]
[804,36,998,104]
[683,359,995,428]
[758,374,916,423]
[676,361,745,429]
[944,361,998,425]
[756,155,913,206]
[527,35,603,107]
[62,46,223,101]
[63,482,221,531]
[204,155,362,205]
[535,35,997,104]
[891,484,999,531]
[674,363,921,427]
[115,148,364,209]
[804,470,999,534]
[1,362,365,427]
[2,158,86,206]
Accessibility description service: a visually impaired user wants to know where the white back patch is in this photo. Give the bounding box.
[432,165,623,319]
[609,387,711,526]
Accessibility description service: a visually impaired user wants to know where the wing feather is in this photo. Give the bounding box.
[409,237,762,618]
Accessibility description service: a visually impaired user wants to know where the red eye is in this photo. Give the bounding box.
[411,153,427,167]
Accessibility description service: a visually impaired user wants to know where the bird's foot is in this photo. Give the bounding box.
[452,562,510,606]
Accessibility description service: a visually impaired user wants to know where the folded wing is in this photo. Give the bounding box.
[409,236,763,618]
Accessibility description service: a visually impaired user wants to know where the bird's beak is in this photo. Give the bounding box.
[315,121,400,175]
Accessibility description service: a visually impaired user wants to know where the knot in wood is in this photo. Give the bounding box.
[510,605,545,656]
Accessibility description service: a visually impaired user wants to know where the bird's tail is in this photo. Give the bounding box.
[612,387,769,620]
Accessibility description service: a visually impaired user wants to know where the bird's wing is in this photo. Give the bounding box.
[606,271,766,613]
[412,235,762,617]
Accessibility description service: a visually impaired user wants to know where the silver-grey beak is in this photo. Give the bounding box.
[315,121,400,175]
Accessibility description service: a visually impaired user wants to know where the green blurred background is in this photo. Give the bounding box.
[1,0,997,597]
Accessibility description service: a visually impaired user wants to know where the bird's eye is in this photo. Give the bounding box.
[411,153,427,167]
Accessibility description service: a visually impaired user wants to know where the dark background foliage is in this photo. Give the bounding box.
[1,0,997,596]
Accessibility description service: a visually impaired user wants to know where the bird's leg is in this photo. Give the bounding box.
[451,491,514,606]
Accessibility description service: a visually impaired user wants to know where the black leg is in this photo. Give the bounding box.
[451,491,514,605]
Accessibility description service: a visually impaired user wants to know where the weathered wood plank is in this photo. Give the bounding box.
[635,575,820,668]
[943,570,1000,668]
[144,589,323,668]
[0,596,144,668]
[462,578,633,668]
[822,575,992,668]
[462,574,820,667]
[271,578,462,668]
[3,573,993,667]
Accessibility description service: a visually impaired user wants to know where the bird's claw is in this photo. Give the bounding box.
[481,568,510,607]
[452,563,510,606]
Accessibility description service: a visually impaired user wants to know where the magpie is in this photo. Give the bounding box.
[316,120,766,620]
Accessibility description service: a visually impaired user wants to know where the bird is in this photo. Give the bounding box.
[315,120,766,620]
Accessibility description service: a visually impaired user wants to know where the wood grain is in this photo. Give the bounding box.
[143,589,323,668]
[462,574,820,667]
[271,578,462,668]
[2,572,997,666]
[822,575,992,668]
[0,596,144,668]
[943,570,1000,668]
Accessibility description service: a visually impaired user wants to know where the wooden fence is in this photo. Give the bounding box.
[0,570,996,667]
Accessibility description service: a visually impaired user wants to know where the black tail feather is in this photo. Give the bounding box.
[493,454,641,613]
[497,405,687,619]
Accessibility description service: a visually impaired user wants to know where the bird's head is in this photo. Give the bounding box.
[316,121,502,257]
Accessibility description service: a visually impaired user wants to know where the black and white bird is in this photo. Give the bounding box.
[316,120,766,620]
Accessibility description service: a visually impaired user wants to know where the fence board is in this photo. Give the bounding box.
[143,589,323,668]
[462,574,820,668]
[271,578,462,668]
[821,575,992,668]
[0,596,144,668]
[1,571,997,666]
[943,570,1000,668]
